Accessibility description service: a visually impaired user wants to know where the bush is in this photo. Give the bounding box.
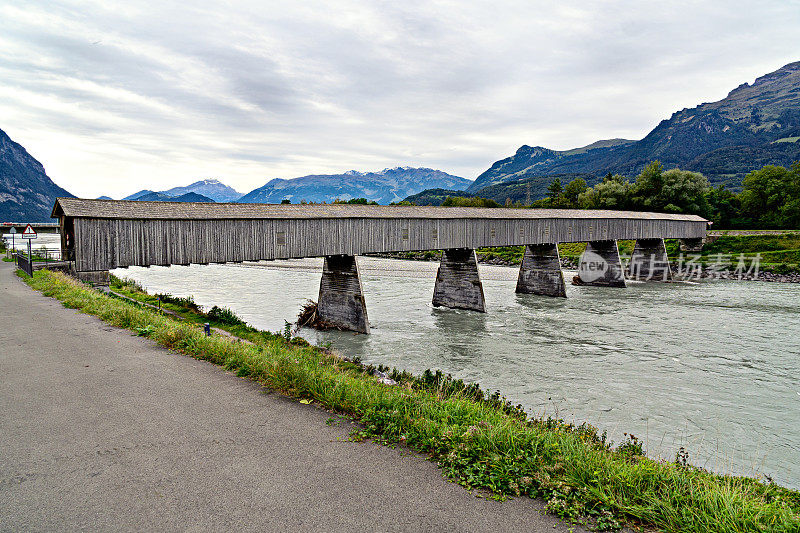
[442,196,500,208]
[155,293,201,312]
[206,305,247,326]
[109,274,145,293]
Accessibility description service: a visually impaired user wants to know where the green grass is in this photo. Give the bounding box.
[703,234,800,255]
[21,269,800,532]
[471,236,800,273]
[390,235,800,272]
[108,275,308,346]
[681,234,800,272]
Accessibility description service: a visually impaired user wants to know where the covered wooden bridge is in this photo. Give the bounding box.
[52,198,707,333]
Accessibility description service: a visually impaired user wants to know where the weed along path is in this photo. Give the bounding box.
[0,262,580,532]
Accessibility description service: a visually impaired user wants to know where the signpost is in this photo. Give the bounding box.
[9,226,15,255]
[21,224,37,261]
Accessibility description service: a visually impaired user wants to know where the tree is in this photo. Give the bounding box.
[280,199,291,204]
[442,196,500,208]
[630,162,711,217]
[654,169,711,216]
[334,198,378,205]
[578,176,632,210]
[705,185,740,228]
[529,160,799,228]
[563,178,588,207]
[739,163,800,228]
[547,177,563,202]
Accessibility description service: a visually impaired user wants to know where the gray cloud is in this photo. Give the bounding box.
[0,0,798,198]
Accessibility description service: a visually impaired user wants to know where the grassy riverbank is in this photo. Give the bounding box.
[379,242,636,265]
[22,269,800,532]
[702,233,800,272]
[384,233,800,274]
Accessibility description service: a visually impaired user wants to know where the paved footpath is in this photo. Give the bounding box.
[0,262,587,532]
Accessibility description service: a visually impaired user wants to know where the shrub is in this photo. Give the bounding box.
[206,305,247,326]
[155,293,201,312]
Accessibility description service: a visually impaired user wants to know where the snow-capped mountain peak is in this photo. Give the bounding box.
[238,167,472,205]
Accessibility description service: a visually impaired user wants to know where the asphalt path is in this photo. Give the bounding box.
[0,262,586,532]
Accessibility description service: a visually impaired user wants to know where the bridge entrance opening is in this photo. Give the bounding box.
[61,216,75,262]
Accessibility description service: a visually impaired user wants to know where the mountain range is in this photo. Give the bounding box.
[123,179,240,202]
[130,191,214,202]
[0,128,74,222]
[3,61,799,220]
[466,61,800,195]
[237,167,471,205]
[405,173,596,206]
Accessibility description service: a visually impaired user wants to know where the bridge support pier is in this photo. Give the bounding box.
[76,270,109,286]
[515,243,566,297]
[432,248,486,312]
[679,237,705,253]
[317,255,370,334]
[578,240,626,287]
[628,238,672,281]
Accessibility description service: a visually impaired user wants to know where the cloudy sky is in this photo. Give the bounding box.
[1,1,798,198]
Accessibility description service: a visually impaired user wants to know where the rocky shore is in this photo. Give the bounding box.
[673,268,800,283]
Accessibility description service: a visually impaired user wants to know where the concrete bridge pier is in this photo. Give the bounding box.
[680,237,705,253]
[76,270,110,286]
[432,248,486,312]
[317,255,370,334]
[627,238,672,281]
[578,240,626,287]
[515,243,566,297]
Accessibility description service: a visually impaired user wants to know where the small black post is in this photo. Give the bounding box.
[204,323,211,337]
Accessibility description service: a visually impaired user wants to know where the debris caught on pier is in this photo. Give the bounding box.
[297,299,346,331]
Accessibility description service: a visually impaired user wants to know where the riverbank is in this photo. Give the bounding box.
[369,233,800,283]
[19,268,800,532]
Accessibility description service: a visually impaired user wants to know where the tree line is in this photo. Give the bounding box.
[442,161,800,229]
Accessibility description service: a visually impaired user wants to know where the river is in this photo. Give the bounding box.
[100,257,798,488]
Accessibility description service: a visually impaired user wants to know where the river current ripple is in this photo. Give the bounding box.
[115,257,800,488]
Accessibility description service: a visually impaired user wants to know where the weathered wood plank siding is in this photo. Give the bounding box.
[54,199,705,271]
[71,215,706,272]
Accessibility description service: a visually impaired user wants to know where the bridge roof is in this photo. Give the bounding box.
[52,197,707,222]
